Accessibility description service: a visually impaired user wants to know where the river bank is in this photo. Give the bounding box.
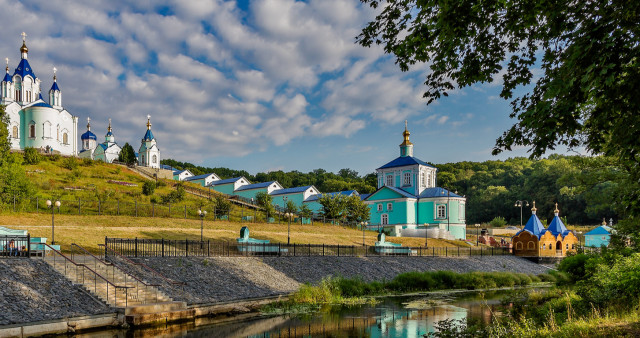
[0,255,549,335]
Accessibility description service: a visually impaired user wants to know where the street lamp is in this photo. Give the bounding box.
[46,200,61,245]
[197,209,207,244]
[514,200,529,228]
[361,221,368,246]
[475,223,481,246]
[424,223,429,248]
[285,212,292,245]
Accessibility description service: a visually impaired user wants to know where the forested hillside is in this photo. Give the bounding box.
[162,155,621,226]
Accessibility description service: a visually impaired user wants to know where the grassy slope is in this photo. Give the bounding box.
[4,157,467,253]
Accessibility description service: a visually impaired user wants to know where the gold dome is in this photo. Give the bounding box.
[531,201,537,212]
[399,120,413,146]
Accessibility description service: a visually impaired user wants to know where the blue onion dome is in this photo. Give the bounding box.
[81,130,97,140]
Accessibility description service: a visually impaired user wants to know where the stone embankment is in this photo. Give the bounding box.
[0,259,110,326]
[127,255,550,304]
[0,255,549,329]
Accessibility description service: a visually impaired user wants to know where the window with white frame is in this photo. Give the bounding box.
[427,172,431,188]
[459,203,465,220]
[377,204,382,212]
[403,172,411,186]
[421,171,426,187]
[387,203,393,211]
[152,155,157,163]
[29,123,35,138]
[62,133,68,145]
[381,214,388,225]
[12,126,18,138]
[437,205,447,219]
[386,175,393,187]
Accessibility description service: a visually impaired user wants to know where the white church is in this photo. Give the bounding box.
[1,33,78,156]
[3,33,160,167]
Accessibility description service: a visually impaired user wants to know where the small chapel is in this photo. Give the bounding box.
[363,123,467,239]
[512,202,578,257]
[1,33,78,155]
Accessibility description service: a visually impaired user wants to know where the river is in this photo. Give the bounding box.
[76,289,517,337]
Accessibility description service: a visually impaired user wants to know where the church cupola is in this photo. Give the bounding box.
[531,201,537,215]
[399,120,414,157]
[80,117,97,151]
[20,33,28,60]
[49,67,62,108]
[1,58,13,102]
[143,115,155,141]
[105,118,115,144]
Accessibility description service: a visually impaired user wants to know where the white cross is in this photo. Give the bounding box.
[147,114,151,120]
[87,117,90,124]
[53,67,57,75]
[5,58,8,67]
[21,32,27,42]
[405,120,408,129]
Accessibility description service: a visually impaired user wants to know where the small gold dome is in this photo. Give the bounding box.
[20,42,28,54]
[531,201,537,212]
[554,202,559,214]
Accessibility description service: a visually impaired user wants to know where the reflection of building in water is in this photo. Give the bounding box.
[377,305,468,337]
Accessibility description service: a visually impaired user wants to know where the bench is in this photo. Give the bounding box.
[374,233,414,255]
[236,226,287,255]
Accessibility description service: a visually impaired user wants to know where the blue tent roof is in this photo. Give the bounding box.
[585,225,612,236]
[547,215,571,236]
[13,59,36,80]
[3,72,11,82]
[81,130,97,140]
[235,181,278,191]
[209,177,245,186]
[419,187,463,198]
[271,185,315,196]
[516,213,546,238]
[377,156,436,170]
[143,129,154,141]
[50,81,60,92]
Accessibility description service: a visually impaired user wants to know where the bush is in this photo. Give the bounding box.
[548,270,571,285]
[23,147,41,164]
[62,156,79,170]
[489,216,507,227]
[142,181,156,196]
[557,253,591,282]
[161,183,185,204]
[82,157,94,166]
[537,273,557,283]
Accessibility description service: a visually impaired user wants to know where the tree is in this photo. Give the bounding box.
[0,153,34,204]
[23,147,41,165]
[213,194,231,217]
[358,0,640,247]
[0,105,9,163]
[118,143,137,165]
[255,191,275,218]
[345,195,370,224]
[284,200,298,214]
[299,203,313,219]
[318,194,347,220]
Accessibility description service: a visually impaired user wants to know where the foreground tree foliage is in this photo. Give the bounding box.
[358,0,640,246]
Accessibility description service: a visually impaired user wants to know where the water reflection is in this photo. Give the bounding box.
[77,290,509,337]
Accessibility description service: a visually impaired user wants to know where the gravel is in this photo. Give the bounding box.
[0,259,110,326]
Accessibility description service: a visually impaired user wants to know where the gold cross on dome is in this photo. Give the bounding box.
[5,58,8,66]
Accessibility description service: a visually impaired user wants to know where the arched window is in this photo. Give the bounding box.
[152,155,157,163]
[12,126,18,138]
[386,175,393,187]
[427,173,431,187]
[141,155,145,164]
[377,204,382,212]
[527,241,535,250]
[403,172,411,186]
[437,205,447,219]
[43,121,52,138]
[29,124,35,138]
[516,242,523,250]
[381,214,388,225]
[62,133,68,145]
[387,203,393,211]
[542,244,545,250]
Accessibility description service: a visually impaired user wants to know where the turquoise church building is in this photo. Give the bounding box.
[363,124,467,239]
[584,219,613,248]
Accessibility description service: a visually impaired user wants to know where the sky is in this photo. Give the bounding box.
[0,0,557,176]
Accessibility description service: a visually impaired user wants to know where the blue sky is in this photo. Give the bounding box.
[0,0,557,176]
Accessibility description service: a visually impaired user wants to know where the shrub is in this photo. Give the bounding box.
[23,147,41,164]
[537,273,557,283]
[489,216,507,227]
[82,157,94,166]
[161,183,185,204]
[48,154,61,162]
[557,253,591,282]
[62,156,79,170]
[142,181,156,196]
[548,270,571,285]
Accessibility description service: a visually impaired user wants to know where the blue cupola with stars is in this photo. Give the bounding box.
[49,67,62,108]
[81,117,97,152]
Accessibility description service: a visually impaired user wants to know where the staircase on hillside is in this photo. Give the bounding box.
[42,244,177,309]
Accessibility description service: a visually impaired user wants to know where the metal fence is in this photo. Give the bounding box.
[0,235,31,258]
[104,237,512,258]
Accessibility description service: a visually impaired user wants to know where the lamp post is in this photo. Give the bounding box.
[46,200,61,245]
[197,209,207,244]
[361,221,368,246]
[514,200,529,228]
[475,223,481,246]
[285,212,292,245]
[424,223,429,248]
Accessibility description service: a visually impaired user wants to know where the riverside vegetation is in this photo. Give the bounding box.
[262,270,561,314]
